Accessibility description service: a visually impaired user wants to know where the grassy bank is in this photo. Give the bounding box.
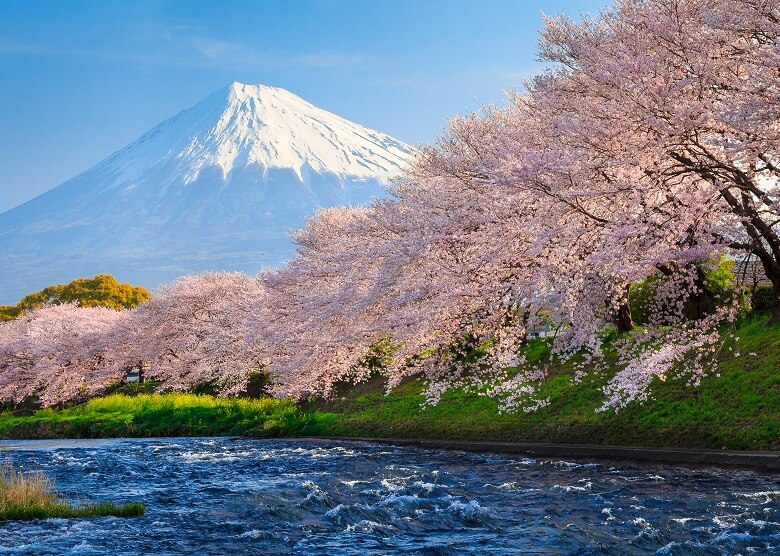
[312,317,780,450]
[0,393,324,439]
[1,318,778,450]
[0,461,144,521]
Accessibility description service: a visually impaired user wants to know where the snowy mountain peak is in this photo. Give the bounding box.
[103,82,415,189]
[225,81,294,101]
[0,83,415,304]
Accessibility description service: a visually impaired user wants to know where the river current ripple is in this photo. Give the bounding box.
[0,438,777,555]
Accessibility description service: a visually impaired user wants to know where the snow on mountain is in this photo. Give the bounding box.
[0,82,415,304]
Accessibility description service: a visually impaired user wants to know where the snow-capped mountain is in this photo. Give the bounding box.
[0,82,415,304]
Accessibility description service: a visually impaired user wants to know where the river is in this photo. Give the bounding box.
[0,438,777,554]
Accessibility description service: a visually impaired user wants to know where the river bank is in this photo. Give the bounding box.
[0,394,778,471]
[1,318,777,463]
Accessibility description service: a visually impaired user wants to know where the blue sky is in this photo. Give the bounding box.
[0,0,607,213]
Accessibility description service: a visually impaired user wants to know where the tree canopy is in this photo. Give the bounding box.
[0,274,151,321]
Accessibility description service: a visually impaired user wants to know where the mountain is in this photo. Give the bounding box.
[0,82,414,304]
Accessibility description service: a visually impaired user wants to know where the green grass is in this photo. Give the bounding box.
[0,460,144,521]
[0,393,327,439]
[1,317,778,450]
[305,316,780,450]
[0,501,145,521]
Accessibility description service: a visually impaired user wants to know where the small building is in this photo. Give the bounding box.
[124,363,147,384]
[528,323,555,339]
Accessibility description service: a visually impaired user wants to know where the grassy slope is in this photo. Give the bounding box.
[0,319,777,450]
[0,393,321,439]
[306,317,780,450]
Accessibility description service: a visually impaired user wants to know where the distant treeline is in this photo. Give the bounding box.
[0,274,151,321]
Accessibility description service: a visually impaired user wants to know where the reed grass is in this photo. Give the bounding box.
[0,461,144,521]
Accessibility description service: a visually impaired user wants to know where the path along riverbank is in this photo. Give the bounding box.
[296,437,780,472]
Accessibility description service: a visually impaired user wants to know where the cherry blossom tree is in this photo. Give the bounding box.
[113,272,265,396]
[0,273,265,407]
[253,0,768,411]
[528,0,780,320]
[0,304,124,406]
[253,158,553,407]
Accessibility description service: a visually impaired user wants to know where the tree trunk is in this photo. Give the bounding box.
[689,267,715,321]
[519,308,531,346]
[612,302,634,333]
[611,284,634,333]
[769,276,780,326]
[747,252,780,325]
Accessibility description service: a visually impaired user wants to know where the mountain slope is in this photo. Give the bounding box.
[0,83,414,303]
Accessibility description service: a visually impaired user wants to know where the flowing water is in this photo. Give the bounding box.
[0,438,777,555]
